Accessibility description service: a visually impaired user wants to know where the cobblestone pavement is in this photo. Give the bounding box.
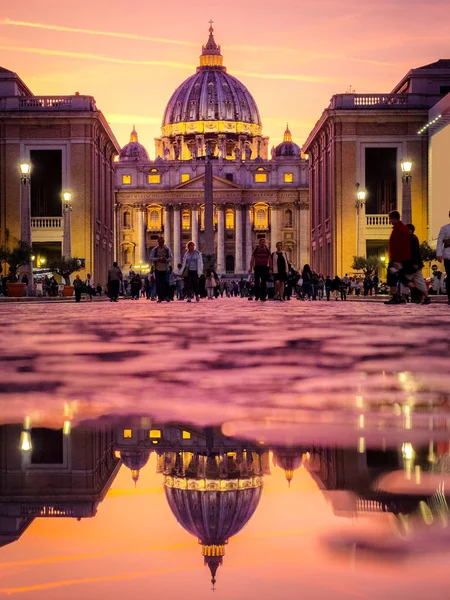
[1,298,450,446]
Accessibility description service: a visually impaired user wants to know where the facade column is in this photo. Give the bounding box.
[20,171,33,291]
[270,204,279,251]
[216,205,225,274]
[298,201,309,269]
[191,204,199,248]
[245,205,253,271]
[234,205,243,274]
[356,200,367,258]
[173,205,181,266]
[163,205,172,248]
[114,202,120,263]
[136,207,148,264]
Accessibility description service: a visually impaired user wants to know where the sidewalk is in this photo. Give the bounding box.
[0,295,110,303]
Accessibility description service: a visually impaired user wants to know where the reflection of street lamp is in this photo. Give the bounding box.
[401,159,412,224]
[20,416,32,453]
[19,161,33,291]
[62,191,72,258]
[355,183,367,258]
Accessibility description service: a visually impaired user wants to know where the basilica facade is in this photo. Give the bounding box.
[115,26,309,275]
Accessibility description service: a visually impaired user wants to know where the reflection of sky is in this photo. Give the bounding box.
[0,0,449,153]
[1,453,449,598]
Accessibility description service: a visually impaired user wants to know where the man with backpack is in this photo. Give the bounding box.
[149,235,173,303]
[249,237,272,302]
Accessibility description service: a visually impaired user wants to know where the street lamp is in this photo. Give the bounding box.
[401,158,412,224]
[62,191,72,258]
[355,183,367,258]
[19,161,33,292]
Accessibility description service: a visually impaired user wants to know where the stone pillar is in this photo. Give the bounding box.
[401,179,412,226]
[136,207,148,264]
[173,205,181,266]
[163,205,171,248]
[299,201,309,269]
[216,205,225,274]
[235,205,243,274]
[356,200,367,258]
[114,203,120,263]
[20,175,33,291]
[270,205,279,251]
[245,205,253,271]
[191,205,199,248]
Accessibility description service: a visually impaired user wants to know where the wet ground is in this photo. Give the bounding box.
[1,298,450,598]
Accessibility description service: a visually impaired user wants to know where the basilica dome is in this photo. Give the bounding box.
[121,448,151,484]
[275,125,301,158]
[119,126,149,162]
[161,26,261,133]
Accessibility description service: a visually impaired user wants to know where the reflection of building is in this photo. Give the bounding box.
[115,26,309,274]
[114,422,270,586]
[272,449,304,486]
[0,67,120,284]
[303,60,450,276]
[0,424,119,548]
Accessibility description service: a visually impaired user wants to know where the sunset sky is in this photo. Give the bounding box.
[1,0,449,155]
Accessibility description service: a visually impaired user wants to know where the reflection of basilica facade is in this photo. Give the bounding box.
[115,26,309,274]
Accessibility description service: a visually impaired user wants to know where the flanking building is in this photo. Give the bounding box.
[303,60,450,277]
[0,67,120,285]
[114,26,309,275]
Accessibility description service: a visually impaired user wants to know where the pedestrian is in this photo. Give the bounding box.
[167,266,176,300]
[108,261,123,302]
[149,235,173,303]
[437,210,450,305]
[180,241,203,303]
[249,237,271,302]
[205,268,216,299]
[405,223,430,304]
[85,273,95,301]
[325,275,332,301]
[385,210,411,305]
[373,273,379,296]
[302,264,314,300]
[73,274,83,302]
[130,273,141,300]
[271,241,289,301]
[332,275,341,300]
[317,275,325,300]
[173,263,185,300]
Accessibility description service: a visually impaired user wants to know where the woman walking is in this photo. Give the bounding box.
[205,268,216,299]
[130,273,141,300]
[73,274,83,303]
[85,273,95,301]
[302,264,314,300]
[271,241,289,301]
[180,241,204,303]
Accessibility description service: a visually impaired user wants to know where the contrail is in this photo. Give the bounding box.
[0,45,334,83]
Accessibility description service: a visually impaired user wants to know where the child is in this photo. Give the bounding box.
[205,268,216,299]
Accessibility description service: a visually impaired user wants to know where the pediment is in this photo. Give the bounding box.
[173,174,244,191]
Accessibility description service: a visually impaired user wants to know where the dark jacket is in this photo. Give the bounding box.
[410,233,424,270]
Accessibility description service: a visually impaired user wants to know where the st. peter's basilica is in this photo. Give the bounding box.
[115,25,309,275]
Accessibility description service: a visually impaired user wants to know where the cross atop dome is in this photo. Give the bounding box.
[199,23,224,69]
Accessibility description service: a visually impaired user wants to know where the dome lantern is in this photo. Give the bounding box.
[199,21,224,70]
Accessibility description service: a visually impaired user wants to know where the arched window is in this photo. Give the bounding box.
[226,255,235,273]
[255,208,267,229]
[225,209,234,230]
[149,209,160,230]
[182,210,191,230]
[123,211,131,228]
[285,209,293,228]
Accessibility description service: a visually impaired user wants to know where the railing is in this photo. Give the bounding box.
[330,93,442,110]
[0,95,97,111]
[31,217,62,228]
[366,214,390,226]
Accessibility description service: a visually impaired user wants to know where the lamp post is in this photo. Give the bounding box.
[401,159,412,225]
[62,191,72,258]
[355,184,367,258]
[19,161,33,292]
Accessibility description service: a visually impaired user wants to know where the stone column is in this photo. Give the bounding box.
[114,203,120,263]
[234,205,243,274]
[401,178,412,226]
[245,205,253,271]
[191,204,199,248]
[137,207,148,264]
[216,205,225,274]
[298,201,309,269]
[173,205,181,266]
[20,174,33,291]
[163,205,171,248]
[356,200,367,258]
[270,204,279,251]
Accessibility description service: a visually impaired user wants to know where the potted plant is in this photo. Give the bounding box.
[1,241,33,297]
[48,257,82,296]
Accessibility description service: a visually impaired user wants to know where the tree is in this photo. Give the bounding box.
[419,241,436,264]
[48,257,82,285]
[2,241,33,282]
[351,255,383,275]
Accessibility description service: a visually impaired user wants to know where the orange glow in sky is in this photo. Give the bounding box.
[1,0,449,155]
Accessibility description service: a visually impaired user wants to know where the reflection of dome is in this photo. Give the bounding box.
[162,26,261,130]
[275,125,301,158]
[119,126,149,162]
[121,449,151,484]
[273,450,304,486]
[164,476,263,586]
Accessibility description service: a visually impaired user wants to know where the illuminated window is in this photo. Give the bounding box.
[181,173,190,183]
[285,209,293,228]
[182,210,191,230]
[122,174,131,185]
[254,169,267,183]
[182,430,191,439]
[255,207,268,229]
[284,173,294,183]
[149,209,160,230]
[123,429,132,439]
[149,429,161,439]
[225,209,234,229]
[148,173,161,184]
[114,450,121,459]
